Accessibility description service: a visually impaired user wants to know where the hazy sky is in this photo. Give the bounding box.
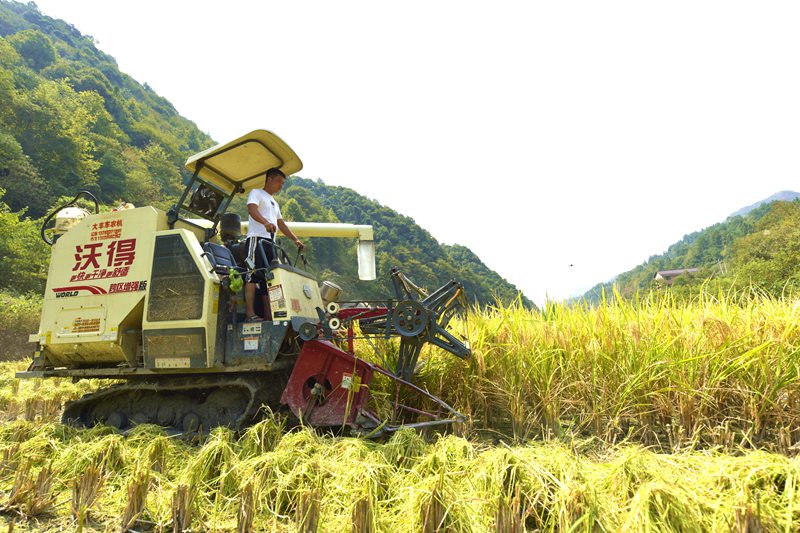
[29,1,800,305]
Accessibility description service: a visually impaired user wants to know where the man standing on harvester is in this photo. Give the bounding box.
[245,168,304,322]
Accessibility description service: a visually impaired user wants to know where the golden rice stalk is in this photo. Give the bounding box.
[731,499,772,533]
[295,487,321,533]
[2,461,56,517]
[495,484,524,533]
[381,427,427,468]
[119,469,150,532]
[238,412,285,456]
[182,427,238,497]
[0,443,20,481]
[237,481,255,533]
[57,432,126,478]
[71,464,105,531]
[124,424,179,474]
[421,478,448,533]
[171,483,194,533]
[146,435,174,474]
[351,494,375,533]
[22,398,61,422]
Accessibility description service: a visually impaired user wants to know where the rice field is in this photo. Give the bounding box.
[404,289,800,453]
[0,288,797,531]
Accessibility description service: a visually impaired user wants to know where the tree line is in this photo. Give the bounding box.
[0,1,531,308]
[580,199,800,302]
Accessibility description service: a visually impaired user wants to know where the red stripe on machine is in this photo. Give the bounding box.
[52,285,107,295]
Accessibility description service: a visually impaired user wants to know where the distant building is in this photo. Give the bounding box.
[653,268,700,285]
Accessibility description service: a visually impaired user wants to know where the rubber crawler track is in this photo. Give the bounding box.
[62,370,293,433]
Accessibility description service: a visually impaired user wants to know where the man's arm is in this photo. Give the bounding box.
[248,203,276,233]
[277,218,304,249]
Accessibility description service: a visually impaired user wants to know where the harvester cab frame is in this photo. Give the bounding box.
[18,129,472,437]
[169,129,301,241]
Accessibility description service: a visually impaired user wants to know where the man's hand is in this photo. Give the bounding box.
[294,239,305,251]
[265,222,277,234]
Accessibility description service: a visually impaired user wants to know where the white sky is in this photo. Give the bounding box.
[29,1,800,306]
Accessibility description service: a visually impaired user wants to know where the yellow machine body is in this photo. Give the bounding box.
[35,205,230,369]
[27,130,374,378]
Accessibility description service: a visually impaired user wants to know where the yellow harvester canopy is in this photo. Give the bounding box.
[185,129,303,194]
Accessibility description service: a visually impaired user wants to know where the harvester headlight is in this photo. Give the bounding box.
[54,207,90,235]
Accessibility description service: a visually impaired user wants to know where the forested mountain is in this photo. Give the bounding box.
[729,190,800,218]
[580,196,800,302]
[0,1,531,307]
[0,2,212,216]
[278,177,532,305]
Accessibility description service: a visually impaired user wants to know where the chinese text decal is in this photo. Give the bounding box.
[70,238,137,282]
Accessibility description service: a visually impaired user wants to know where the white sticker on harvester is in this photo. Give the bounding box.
[155,357,190,369]
[242,322,262,335]
[243,337,258,351]
[102,327,118,341]
[341,373,361,392]
[269,285,284,302]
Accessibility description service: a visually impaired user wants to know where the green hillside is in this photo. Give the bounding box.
[580,198,800,302]
[0,0,530,308]
[0,1,211,216]
[277,177,533,306]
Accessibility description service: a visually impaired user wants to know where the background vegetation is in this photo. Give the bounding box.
[0,0,531,319]
[581,197,800,302]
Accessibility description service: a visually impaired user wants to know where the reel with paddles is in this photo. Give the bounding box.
[356,268,472,381]
[279,267,472,434]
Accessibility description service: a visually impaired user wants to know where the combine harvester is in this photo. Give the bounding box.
[18,130,471,436]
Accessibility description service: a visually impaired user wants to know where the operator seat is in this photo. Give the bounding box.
[202,242,244,275]
[228,241,248,266]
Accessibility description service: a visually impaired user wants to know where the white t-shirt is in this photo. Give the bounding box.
[246,188,282,238]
